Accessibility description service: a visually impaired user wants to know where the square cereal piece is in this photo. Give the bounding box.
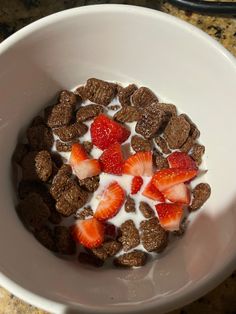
[114,250,147,267]
[124,195,136,213]
[59,90,78,107]
[190,143,205,166]
[78,252,104,267]
[76,104,103,122]
[118,220,140,251]
[154,136,171,154]
[140,218,168,252]
[190,183,211,211]
[17,193,50,231]
[78,176,100,192]
[114,106,141,123]
[117,84,138,106]
[34,226,57,252]
[54,226,76,255]
[46,103,73,128]
[76,206,94,220]
[56,140,72,152]
[154,103,177,116]
[139,202,155,219]
[131,135,152,152]
[154,152,169,170]
[164,115,190,149]
[53,122,88,142]
[132,87,158,107]
[27,124,53,151]
[82,78,117,106]
[50,165,74,200]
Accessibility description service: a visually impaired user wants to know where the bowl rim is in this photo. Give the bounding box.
[0,4,236,314]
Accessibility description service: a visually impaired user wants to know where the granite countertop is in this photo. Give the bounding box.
[0,1,235,313]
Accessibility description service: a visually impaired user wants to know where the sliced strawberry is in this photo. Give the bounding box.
[152,168,197,192]
[155,203,183,231]
[142,179,165,202]
[163,183,190,205]
[72,217,104,249]
[131,176,143,195]
[69,142,88,166]
[91,114,130,150]
[73,159,101,180]
[94,182,125,221]
[167,151,197,170]
[99,143,124,175]
[123,151,153,177]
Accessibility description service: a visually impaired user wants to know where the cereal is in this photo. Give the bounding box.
[140,218,168,252]
[190,183,211,211]
[35,150,53,182]
[49,210,62,225]
[164,115,190,149]
[46,103,73,128]
[139,202,155,219]
[103,240,122,257]
[190,143,205,166]
[18,180,48,199]
[91,246,108,261]
[154,102,177,116]
[155,152,169,170]
[59,90,77,107]
[131,135,152,152]
[78,176,99,192]
[124,195,136,213]
[132,87,158,107]
[78,252,104,267]
[56,140,72,152]
[75,86,86,101]
[76,206,94,220]
[81,78,117,106]
[34,226,57,252]
[76,104,103,122]
[54,226,76,255]
[27,125,53,151]
[117,84,138,106]
[17,193,50,231]
[12,143,29,165]
[21,152,40,182]
[56,184,88,216]
[82,141,93,154]
[114,250,147,267]
[50,166,74,200]
[136,104,166,139]
[114,106,141,123]
[118,220,140,251]
[154,136,171,154]
[54,122,88,142]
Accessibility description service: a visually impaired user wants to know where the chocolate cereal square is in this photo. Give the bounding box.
[114,250,147,267]
[53,122,88,142]
[56,140,72,152]
[118,220,140,251]
[54,226,76,255]
[132,87,158,107]
[59,90,78,107]
[164,115,190,149]
[34,226,57,252]
[76,104,103,122]
[78,176,100,192]
[117,84,138,106]
[27,124,53,151]
[131,135,152,152]
[114,106,141,123]
[139,202,155,219]
[190,183,211,211]
[124,195,136,213]
[46,103,73,128]
[140,218,168,252]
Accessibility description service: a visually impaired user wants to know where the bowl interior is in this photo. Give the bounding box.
[0,5,236,314]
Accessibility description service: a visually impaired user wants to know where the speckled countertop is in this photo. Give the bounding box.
[0,1,235,313]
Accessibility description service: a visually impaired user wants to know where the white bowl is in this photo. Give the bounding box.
[0,4,236,314]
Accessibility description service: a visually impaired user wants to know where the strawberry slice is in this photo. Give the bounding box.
[94,182,125,221]
[73,159,101,180]
[142,179,165,202]
[123,151,153,177]
[131,176,143,195]
[72,217,104,248]
[152,168,197,192]
[155,203,183,231]
[91,114,130,150]
[163,183,190,205]
[69,142,88,166]
[99,143,124,175]
[167,151,197,170]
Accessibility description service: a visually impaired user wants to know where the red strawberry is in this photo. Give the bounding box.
[123,151,153,177]
[69,142,88,166]
[72,217,104,249]
[131,176,143,194]
[142,180,165,202]
[99,143,124,175]
[94,182,125,221]
[91,114,130,150]
[152,168,197,192]
[155,203,183,231]
[73,159,101,180]
[163,183,190,205]
[167,151,197,170]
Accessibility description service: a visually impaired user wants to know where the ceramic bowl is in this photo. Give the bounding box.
[0,4,236,314]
